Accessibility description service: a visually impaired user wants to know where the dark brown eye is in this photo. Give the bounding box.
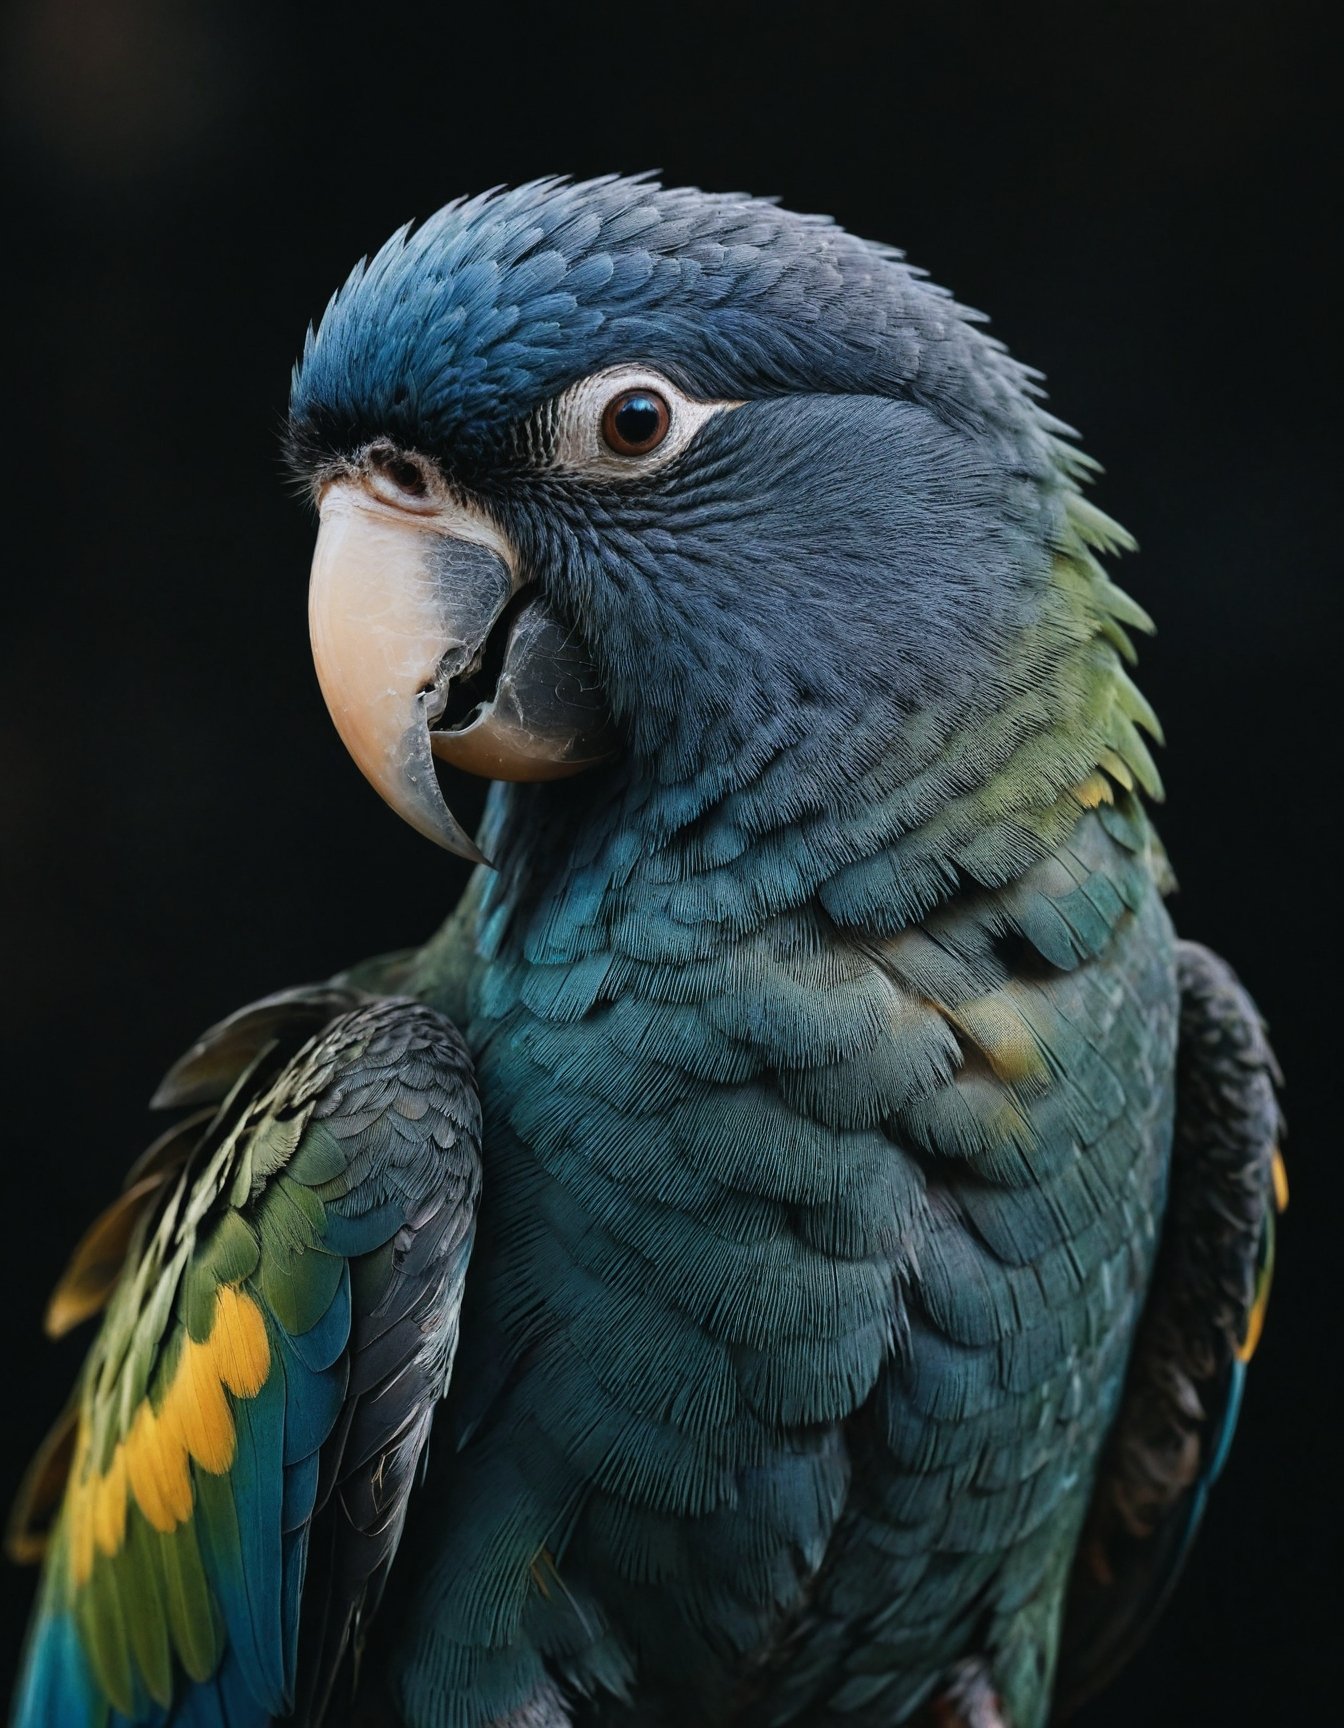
[601,389,672,456]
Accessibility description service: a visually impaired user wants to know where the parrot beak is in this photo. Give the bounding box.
[308,474,616,861]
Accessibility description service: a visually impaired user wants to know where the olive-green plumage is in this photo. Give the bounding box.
[11,177,1282,1728]
[12,995,481,1726]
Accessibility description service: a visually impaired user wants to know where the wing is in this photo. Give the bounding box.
[1055,940,1285,1717]
[9,986,481,1728]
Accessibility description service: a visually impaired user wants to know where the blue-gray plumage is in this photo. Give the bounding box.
[12,176,1282,1728]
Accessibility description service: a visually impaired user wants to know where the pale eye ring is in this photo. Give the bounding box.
[601,389,672,457]
[549,366,741,476]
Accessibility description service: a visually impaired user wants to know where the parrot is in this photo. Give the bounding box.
[8,175,1285,1728]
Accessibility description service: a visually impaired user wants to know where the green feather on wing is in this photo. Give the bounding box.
[10,987,481,1728]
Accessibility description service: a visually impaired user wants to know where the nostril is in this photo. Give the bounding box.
[385,456,427,496]
[367,440,430,500]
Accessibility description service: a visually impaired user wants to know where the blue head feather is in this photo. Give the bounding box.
[289,175,1050,470]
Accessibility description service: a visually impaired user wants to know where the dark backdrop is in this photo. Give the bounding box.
[3,2,1337,1720]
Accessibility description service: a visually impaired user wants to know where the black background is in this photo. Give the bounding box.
[2,2,1338,1720]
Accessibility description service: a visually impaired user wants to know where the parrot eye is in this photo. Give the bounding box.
[601,390,672,456]
[548,365,742,478]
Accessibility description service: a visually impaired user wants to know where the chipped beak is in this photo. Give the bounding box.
[308,476,615,862]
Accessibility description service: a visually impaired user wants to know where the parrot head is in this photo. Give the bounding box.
[289,176,1137,874]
